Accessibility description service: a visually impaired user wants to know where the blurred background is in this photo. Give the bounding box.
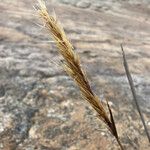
[0,0,150,149]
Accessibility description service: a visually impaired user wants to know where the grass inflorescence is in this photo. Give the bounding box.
[37,0,124,149]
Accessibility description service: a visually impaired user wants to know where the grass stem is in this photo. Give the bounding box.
[121,44,150,143]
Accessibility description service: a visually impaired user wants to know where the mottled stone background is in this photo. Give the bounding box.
[0,0,150,149]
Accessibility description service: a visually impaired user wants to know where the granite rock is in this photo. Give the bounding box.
[0,0,150,149]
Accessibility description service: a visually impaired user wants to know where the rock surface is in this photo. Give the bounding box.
[0,0,150,149]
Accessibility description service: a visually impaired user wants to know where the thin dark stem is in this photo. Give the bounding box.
[106,100,124,150]
[116,137,124,150]
[121,44,150,143]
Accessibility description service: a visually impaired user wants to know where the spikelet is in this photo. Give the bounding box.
[37,1,124,149]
